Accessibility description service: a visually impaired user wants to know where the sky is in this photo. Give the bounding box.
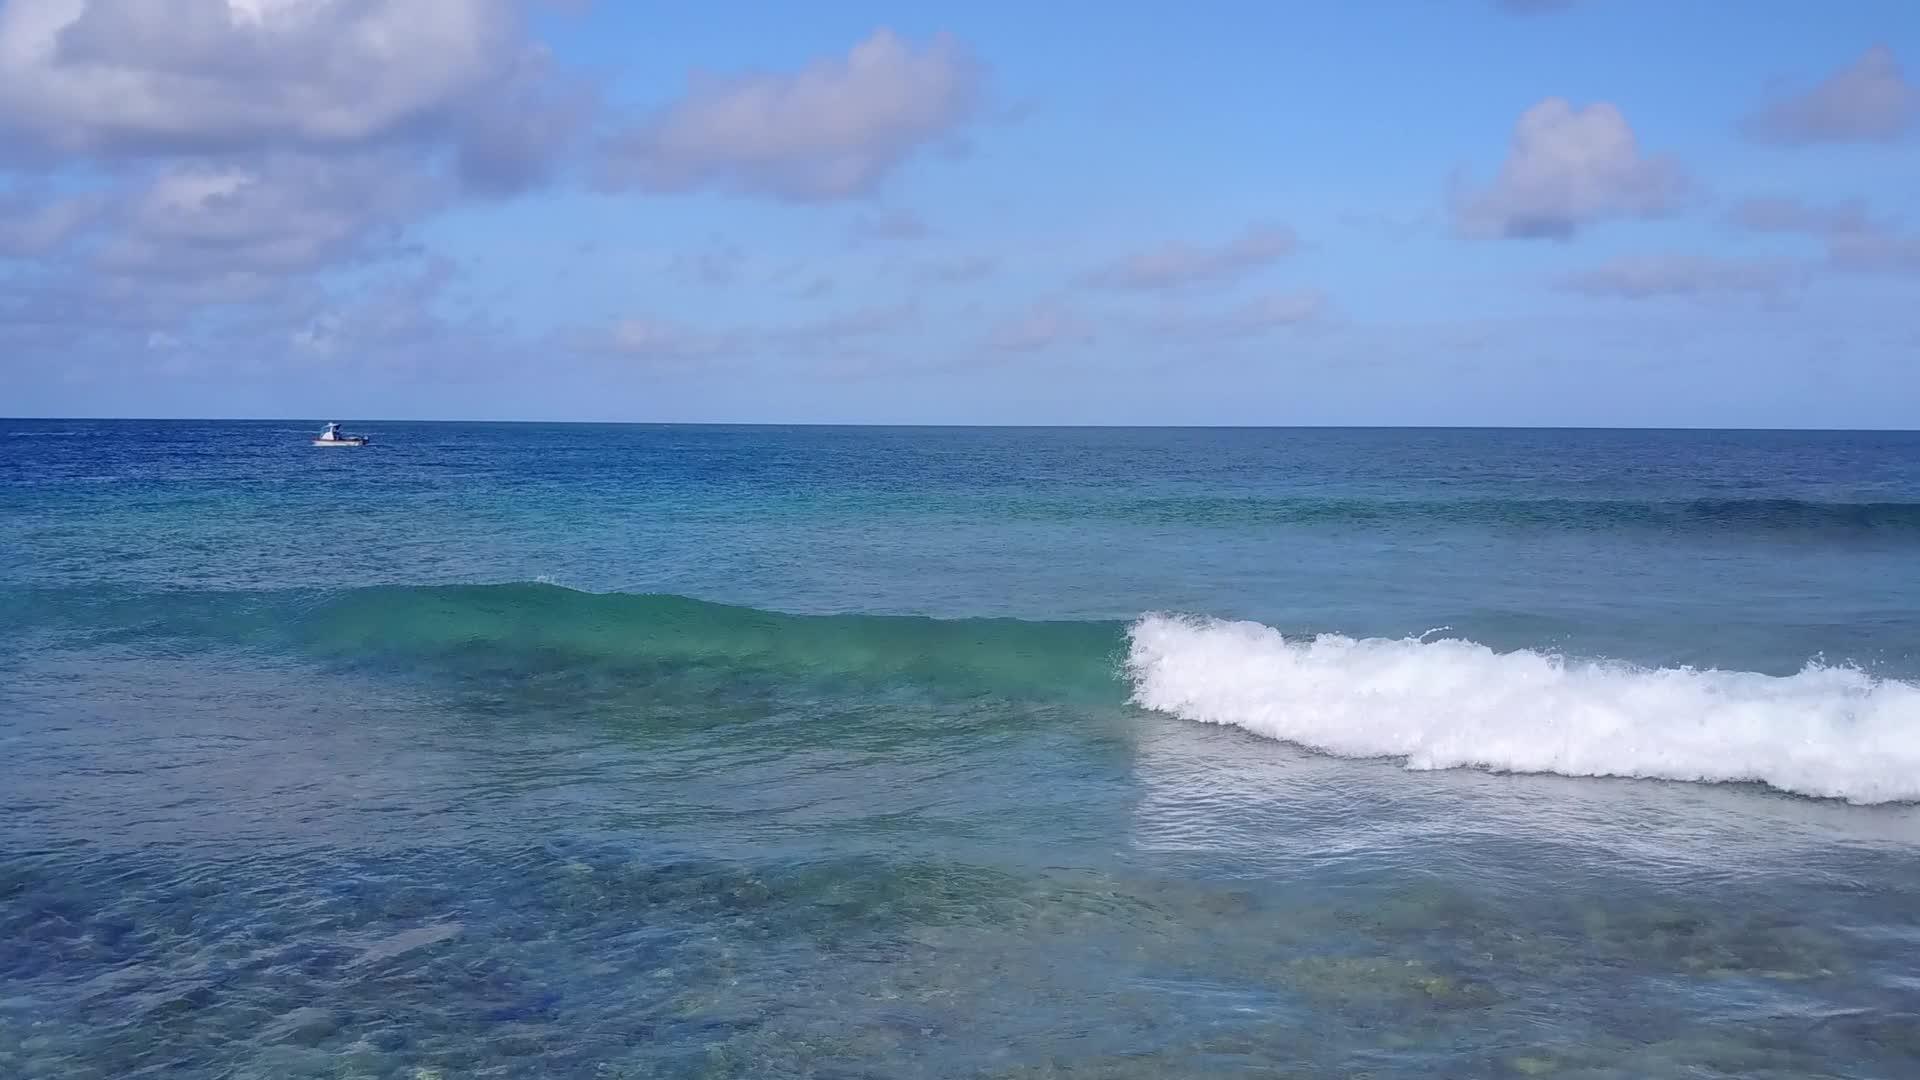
[1,0,1917,426]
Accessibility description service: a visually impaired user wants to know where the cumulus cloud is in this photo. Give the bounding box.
[1087,224,1297,290]
[1556,255,1802,299]
[0,156,441,328]
[1746,46,1916,145]
[600,29,980,202]
[0,0,590,381]
[988,302,1092,352]
[1456,98,1685,239]
[1726,196,1876,236]
[99,155,440,281]
[0,0,567,180]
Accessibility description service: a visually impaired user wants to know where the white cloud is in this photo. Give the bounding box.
[1087,224,1297,290]
[94,154,440,288]
[1556,255,1802,299]
[600,28,981,201]
[0,1,541,163]
[1456,98,1685,239]
[0,0,583,381]
[0,161,424,320]
[1747,46,1916,145]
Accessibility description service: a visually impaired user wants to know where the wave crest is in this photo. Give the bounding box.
[1125,614,1920,804]
[297,583,1127,702]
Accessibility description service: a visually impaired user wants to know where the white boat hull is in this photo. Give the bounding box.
[312,438,368,447]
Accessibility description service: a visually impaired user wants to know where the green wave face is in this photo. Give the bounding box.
[291,583,1132,706]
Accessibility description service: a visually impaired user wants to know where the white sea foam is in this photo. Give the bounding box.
[1126,614,1920,804]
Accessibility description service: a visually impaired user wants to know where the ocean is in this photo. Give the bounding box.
[4,419,1920,1078]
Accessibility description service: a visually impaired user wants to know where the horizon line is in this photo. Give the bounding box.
[4,416,1918,434]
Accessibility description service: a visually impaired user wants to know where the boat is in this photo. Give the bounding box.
[312,422,369,447]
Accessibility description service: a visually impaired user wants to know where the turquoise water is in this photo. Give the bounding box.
[5,419,1920,1078]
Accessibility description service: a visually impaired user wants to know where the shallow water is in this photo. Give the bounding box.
[5,420,1920,1078]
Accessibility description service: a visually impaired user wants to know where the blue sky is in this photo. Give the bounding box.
[2,0,1917,425]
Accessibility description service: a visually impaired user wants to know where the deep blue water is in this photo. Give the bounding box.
[5,419,1920,1078]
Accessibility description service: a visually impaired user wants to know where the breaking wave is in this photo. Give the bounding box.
[1126,614,1920,804]
[19,579,1920,803]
